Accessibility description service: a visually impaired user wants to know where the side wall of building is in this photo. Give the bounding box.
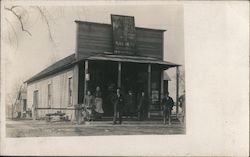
[27,66,78,120]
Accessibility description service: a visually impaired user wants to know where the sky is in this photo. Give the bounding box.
[2,3,184,103]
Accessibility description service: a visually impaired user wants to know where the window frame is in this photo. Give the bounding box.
[68,77,73,106]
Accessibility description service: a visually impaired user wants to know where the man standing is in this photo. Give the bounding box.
[111,88,124,124]
[137,92,147,121]
[178,91,185,124]
[161,92,174,125]
[125,90,135,119]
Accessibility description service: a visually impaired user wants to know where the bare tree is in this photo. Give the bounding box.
[3,5,60,49]
[178,68,185,93]
[6,79,25,119]
[171,67,185,95]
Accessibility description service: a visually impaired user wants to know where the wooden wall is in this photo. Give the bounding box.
[136,28,163,59]
[76,21,164,60]
[27,67,77,120]
[76,22,113,59]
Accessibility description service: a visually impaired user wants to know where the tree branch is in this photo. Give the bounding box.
[4,6,32,36]
[5,17,18,48]
[35,6,54,43]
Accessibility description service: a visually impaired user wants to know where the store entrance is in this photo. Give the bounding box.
[121,63,148,117]
[88,61,148,117]
[88,61,117,117]
[121,62,148,98]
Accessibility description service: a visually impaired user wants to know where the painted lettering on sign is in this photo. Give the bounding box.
[111,15,136,55]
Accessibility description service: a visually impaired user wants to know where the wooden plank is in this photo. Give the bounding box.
[78,42,112,48]
[78,37,112,43]
[118,62,121,88]
[148,64,152,114]
[136,37,163,43]
[77,22,164,59]
[78,47,113,53]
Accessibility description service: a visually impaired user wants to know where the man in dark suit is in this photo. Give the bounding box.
[161,92,174,125]
[125,90,136,119]
[137,91,148,121]
[111,88,124,124]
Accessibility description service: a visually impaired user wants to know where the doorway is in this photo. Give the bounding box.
[88,61,118,117]
[87,61,148,117]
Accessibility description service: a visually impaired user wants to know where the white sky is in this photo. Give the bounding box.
[2,4,184,99]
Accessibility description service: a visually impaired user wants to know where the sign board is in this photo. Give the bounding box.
[85,73,90,81]
[152,90,159,102]
[111,15,136,55]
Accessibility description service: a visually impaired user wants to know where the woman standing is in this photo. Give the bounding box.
[94,86,104,119]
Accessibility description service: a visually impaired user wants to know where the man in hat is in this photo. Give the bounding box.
[161,92,174,125]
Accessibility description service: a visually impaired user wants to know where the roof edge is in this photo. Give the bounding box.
[25,54,76,84]
[75,20,166,32]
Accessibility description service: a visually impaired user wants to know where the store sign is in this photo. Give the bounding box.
[152,90,159,102]
[85,73,90,81]
[111,15,136,55]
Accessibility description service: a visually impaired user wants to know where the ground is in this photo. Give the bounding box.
[6,118,185,137]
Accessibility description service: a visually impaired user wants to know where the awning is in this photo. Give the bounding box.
[84,53,179,68]
[164,72,171,81]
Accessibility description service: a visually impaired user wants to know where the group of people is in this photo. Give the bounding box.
[78,86,104,123]
[110,88,148,125]
[78,86,185,125]
[161,91,185,125]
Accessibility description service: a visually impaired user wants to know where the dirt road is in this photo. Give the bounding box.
[6,119,185,137]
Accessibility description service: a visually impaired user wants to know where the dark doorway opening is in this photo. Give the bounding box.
[86,61,148,117]
[89,61,118,117]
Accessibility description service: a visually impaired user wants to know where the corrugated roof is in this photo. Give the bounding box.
[26,54,76,84]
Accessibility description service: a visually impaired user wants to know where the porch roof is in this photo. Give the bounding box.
[26,52,179,84]
[84,53,180,68]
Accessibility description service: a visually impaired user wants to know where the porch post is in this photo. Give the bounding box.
[147,64,151,118]
[118,62,122,88]
[160,70,164,100]
[176,66,180,117]
[84,60,88,96]
[72,64,79,121]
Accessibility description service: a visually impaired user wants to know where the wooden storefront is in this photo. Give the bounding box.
[26,15,180,120]
[75,15,179,117]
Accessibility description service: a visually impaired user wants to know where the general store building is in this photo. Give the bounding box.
[26,15,180,120]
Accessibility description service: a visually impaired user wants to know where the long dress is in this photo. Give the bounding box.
[94,91,104,114]
[83,95,94,120]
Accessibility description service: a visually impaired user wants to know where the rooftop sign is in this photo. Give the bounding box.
[111,15,136,55]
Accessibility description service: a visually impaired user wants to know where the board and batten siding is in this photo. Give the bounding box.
[76,21,164,60]
[27,66,78,120]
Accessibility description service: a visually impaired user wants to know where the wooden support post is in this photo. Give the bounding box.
[118,62,122,88]
[147,64,151,118]
[160,70,164,100]
[176,66,180,117]
[72,64,79,121]
[84,60,88,96]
